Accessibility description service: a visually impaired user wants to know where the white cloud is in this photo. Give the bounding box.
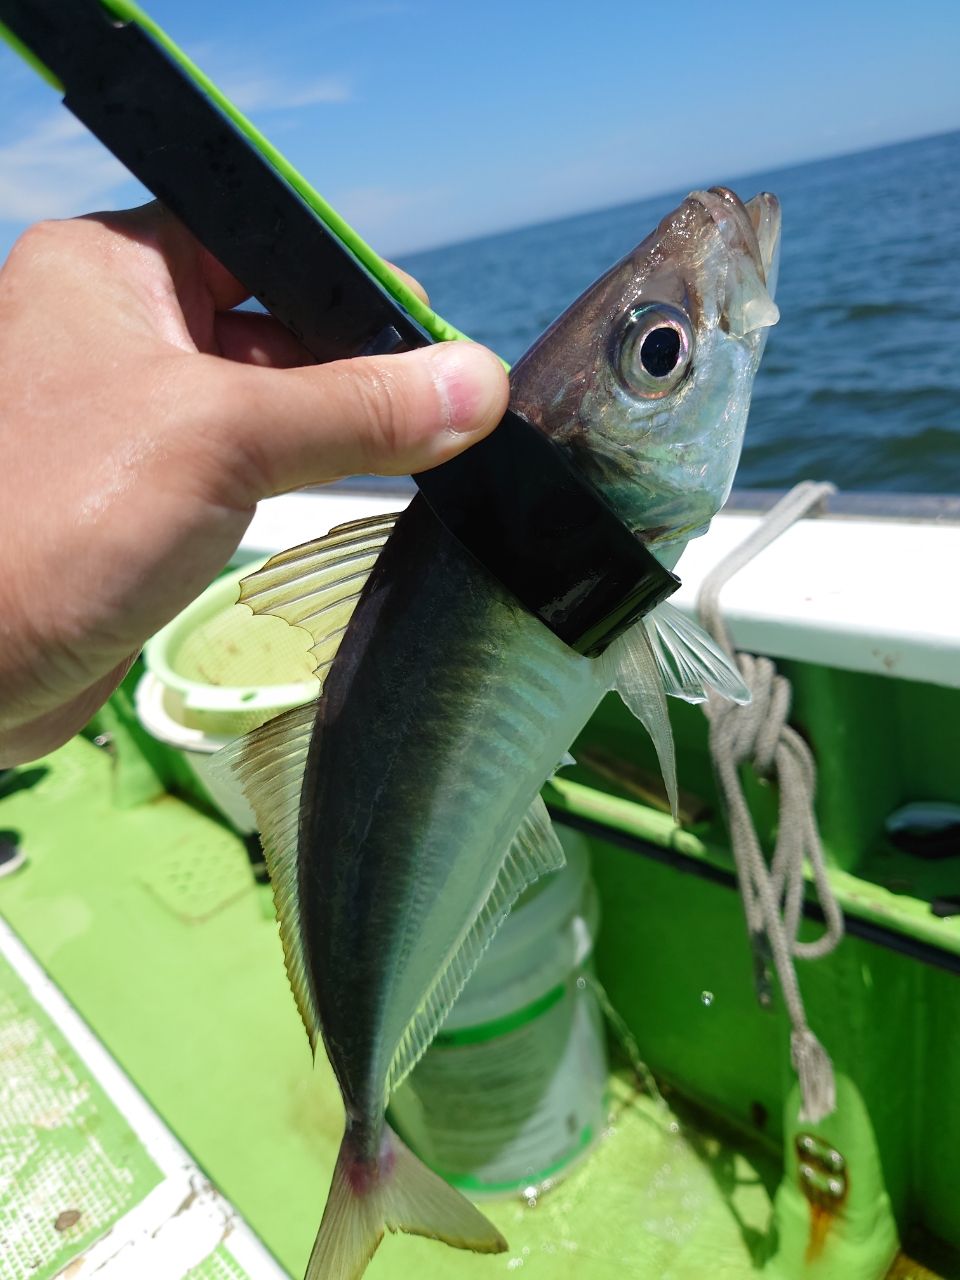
[223,73,353,112]
[0,111,138,222]
[0,52,349,228]
[183,42,353,114]
[333,183,447,249]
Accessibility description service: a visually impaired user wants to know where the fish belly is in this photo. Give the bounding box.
[298,498,603,1137]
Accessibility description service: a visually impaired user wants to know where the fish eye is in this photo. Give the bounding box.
[617,304,693,398]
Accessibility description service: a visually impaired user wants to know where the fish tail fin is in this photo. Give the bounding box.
[305,1123,507,1280]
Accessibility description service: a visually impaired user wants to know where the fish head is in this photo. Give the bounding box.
[509,188,781,564]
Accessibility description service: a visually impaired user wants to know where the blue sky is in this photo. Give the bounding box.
[1,1,958,260]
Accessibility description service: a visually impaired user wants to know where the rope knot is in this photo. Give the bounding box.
[750,656,792,776]
[695,481,843,1126]
[706,653,791,781]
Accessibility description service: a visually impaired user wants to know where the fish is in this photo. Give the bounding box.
[222,185,780,1280]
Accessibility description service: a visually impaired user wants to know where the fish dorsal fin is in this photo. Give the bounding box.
[601,620,680,823]
[385,795,565,1100]
[217,700,321,1053]
[239,512,400,682]
[645,601,750,705]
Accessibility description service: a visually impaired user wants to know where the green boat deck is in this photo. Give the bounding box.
[1,697,958,1278]
[0,862,283,1280]
[0,737,782,1279]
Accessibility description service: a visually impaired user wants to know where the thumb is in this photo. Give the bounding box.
[210,340,510,499]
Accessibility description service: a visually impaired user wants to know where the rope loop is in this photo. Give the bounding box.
[696,482,842,1124]
[721,654,791,775]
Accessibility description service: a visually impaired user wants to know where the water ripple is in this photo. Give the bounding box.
[401,130,960,493]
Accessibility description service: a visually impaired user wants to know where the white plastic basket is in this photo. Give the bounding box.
[135,560,318,830]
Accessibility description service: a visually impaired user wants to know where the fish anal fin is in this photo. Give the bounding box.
[217,700,320,1052]
[385,796,565,1099]
[239,512,400,681]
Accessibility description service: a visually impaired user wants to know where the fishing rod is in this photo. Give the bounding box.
[0,0,679,656]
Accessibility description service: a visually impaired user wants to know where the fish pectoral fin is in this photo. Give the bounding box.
[215,699,321,1054]
[645,601,751,705]
[601,621,680,823]
[239,511,401,683]
[600,605,748,823]
[305,1123,506,1280]
[385,796,565,1099]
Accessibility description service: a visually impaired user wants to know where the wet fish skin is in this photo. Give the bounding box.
[300,497,601,1159]
[228,186,781,1280]
[275,497,604,1279]
[511,188,780,558]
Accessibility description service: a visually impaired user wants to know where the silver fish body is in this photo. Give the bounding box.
[302,498,600,1149]
[227,186,781,1280]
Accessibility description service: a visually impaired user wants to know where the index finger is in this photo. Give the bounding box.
[385,261,430,308]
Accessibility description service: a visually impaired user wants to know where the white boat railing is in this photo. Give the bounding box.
[239,484,960,691]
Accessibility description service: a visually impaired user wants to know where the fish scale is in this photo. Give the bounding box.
[301,503,602,1123]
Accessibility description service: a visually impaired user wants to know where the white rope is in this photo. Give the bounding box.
[697,482,844,1123]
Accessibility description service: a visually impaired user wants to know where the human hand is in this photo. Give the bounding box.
[0,203,508,765]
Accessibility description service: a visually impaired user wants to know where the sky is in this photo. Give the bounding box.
[0,1,958,260]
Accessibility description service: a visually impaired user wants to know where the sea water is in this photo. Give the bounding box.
[400,130,960,495]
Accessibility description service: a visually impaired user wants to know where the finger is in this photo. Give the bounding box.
[82,203,252,312]
[214,310,316,368]
[0,657,135,768]
[198,340,509,501]
[384,261,429,307]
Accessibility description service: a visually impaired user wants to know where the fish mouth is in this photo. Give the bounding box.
[744,190,781,296]
[690,186,781,335]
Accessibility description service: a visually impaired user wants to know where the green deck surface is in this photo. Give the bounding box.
[185,1246,253,1280]
[0,738,783,1279]
[0,951,162,1280]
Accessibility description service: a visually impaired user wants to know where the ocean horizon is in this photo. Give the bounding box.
[399,129,960,495]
